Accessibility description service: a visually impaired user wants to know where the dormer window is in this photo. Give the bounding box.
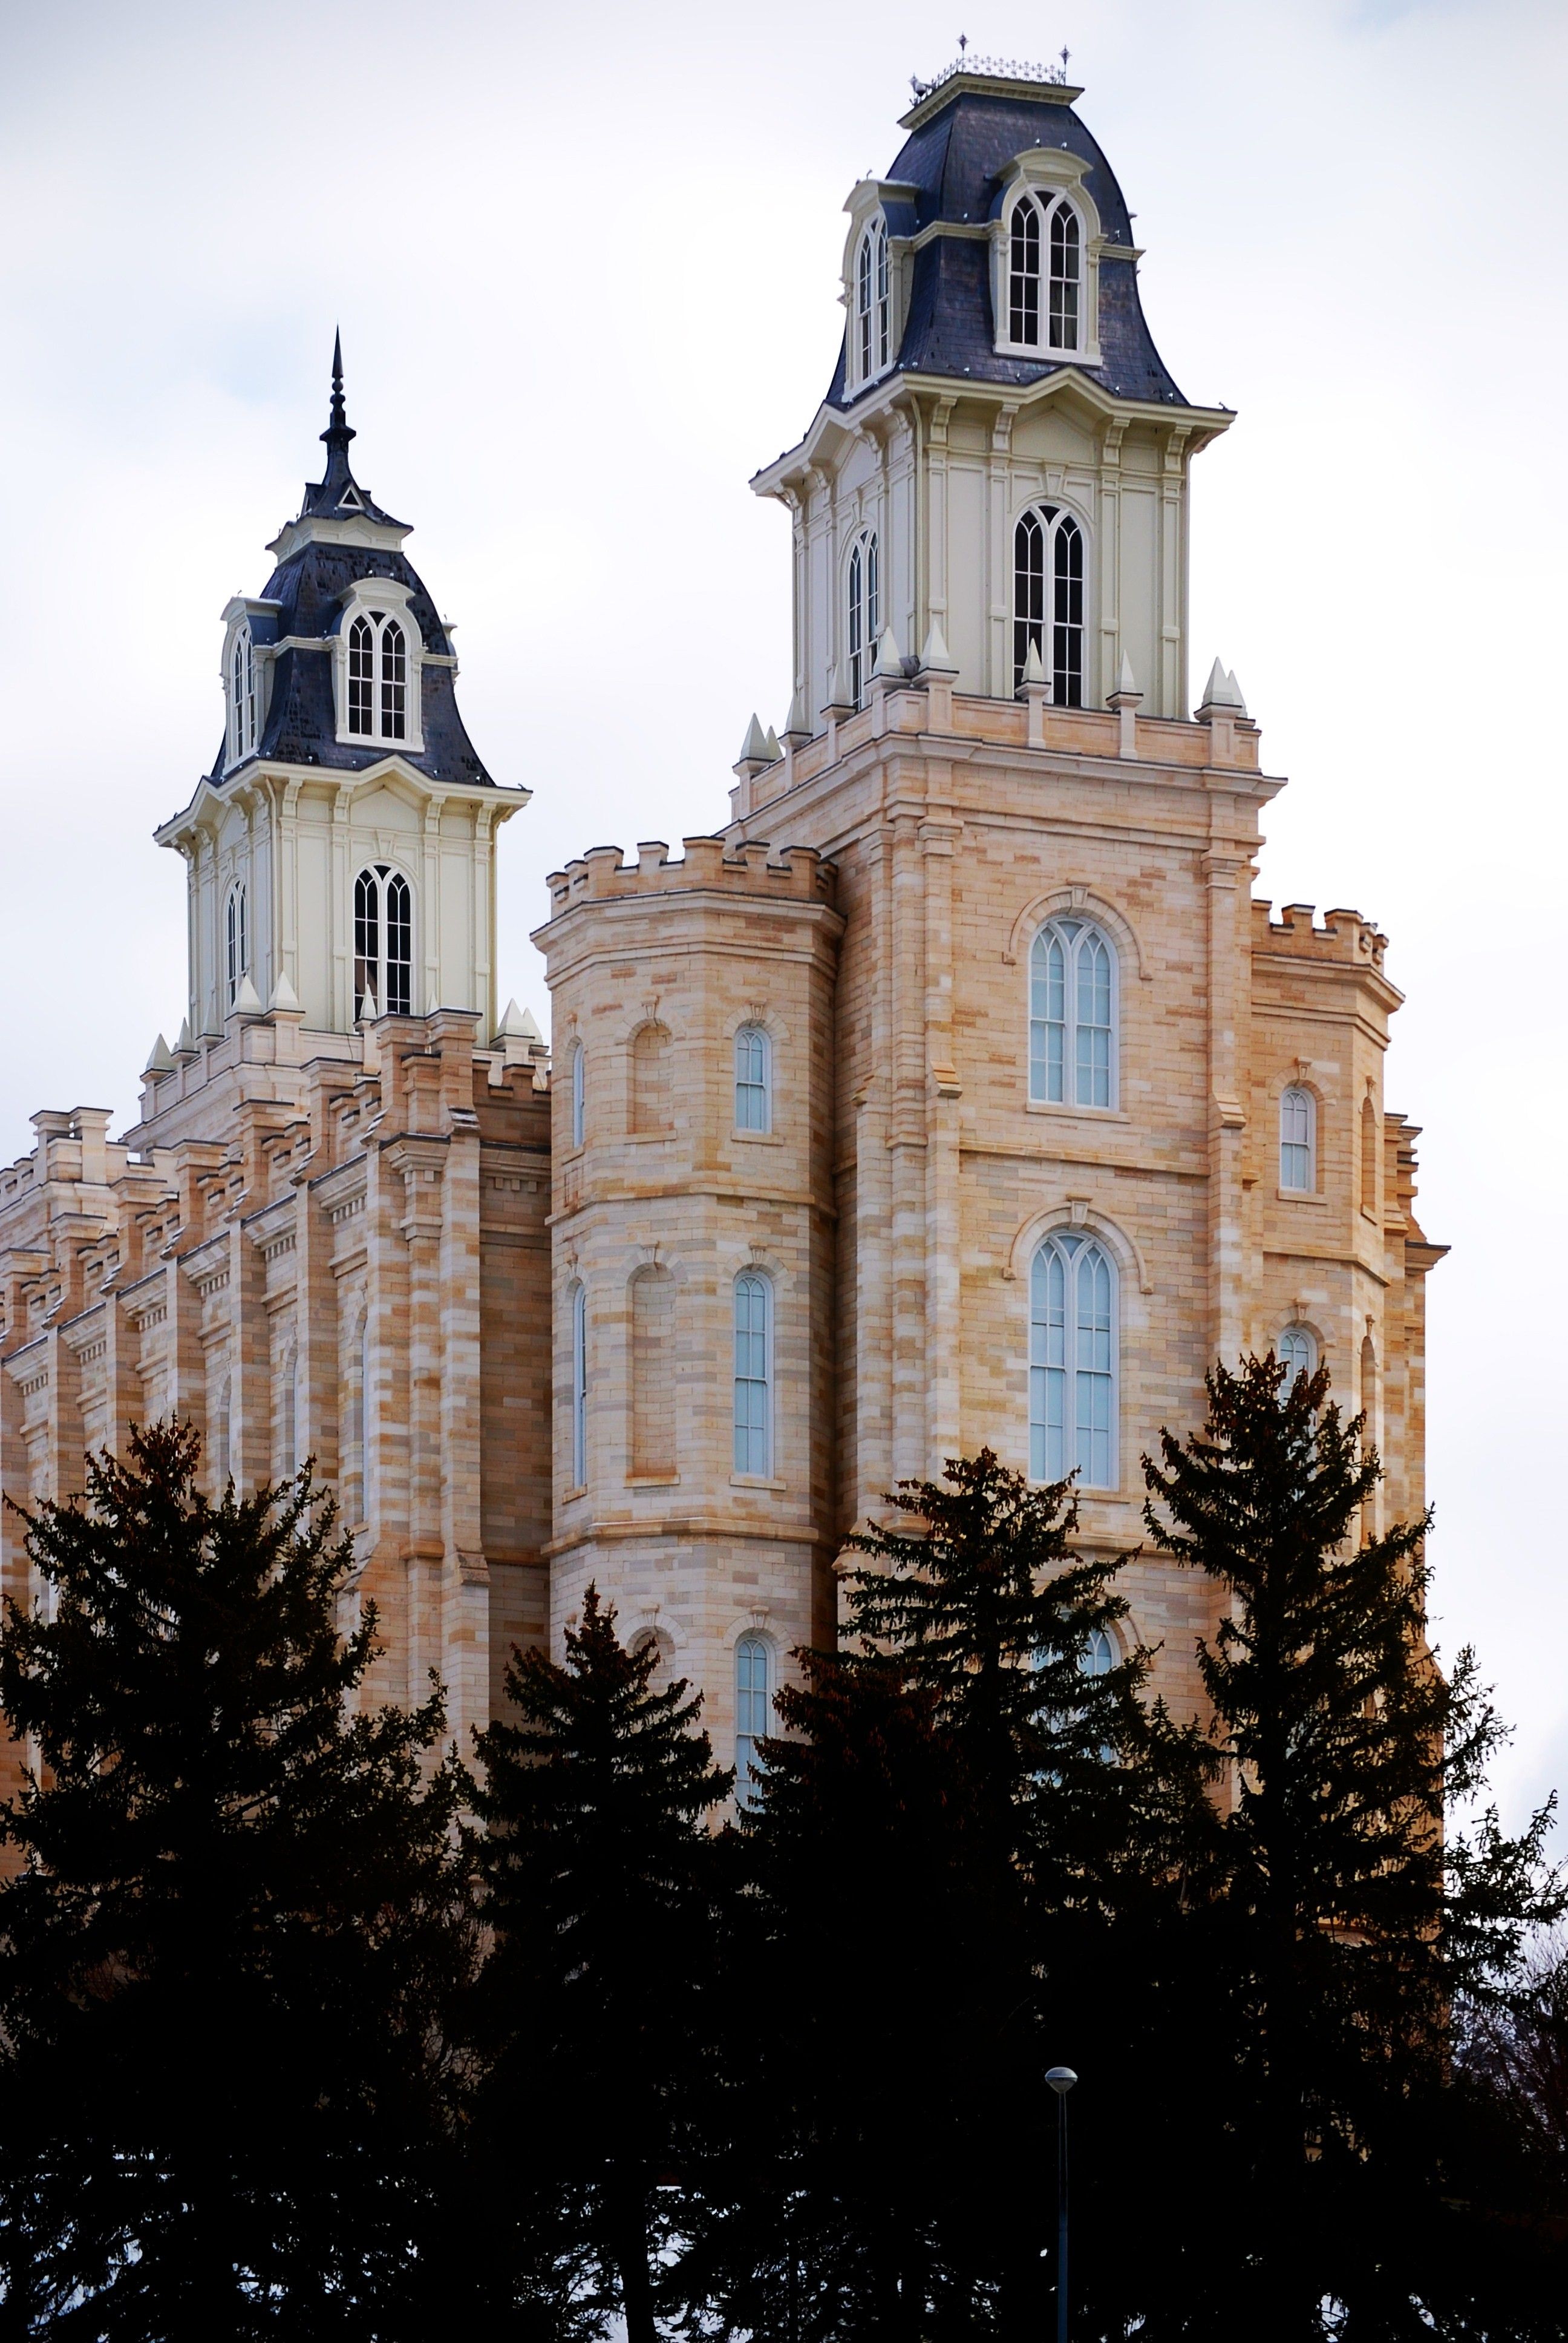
[1001,191,1086,357]
[336,583,423,753]
[856,218,890,383]
[227,626,258,764]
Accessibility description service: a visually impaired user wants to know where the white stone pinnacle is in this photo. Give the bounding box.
[873,625,904,680]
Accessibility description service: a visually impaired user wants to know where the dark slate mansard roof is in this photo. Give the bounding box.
[210,351,494,788]
[828,84,1187,413]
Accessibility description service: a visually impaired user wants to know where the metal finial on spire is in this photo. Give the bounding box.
[958,30,967,51]
[1060,44,1071,72]
[322,328,355,451]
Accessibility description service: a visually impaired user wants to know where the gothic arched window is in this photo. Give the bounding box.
[1279,1086,1316,1192]
[1048,198,1082,349]
[734,1024,771,1133]
[353,863,414,1019]
[1014,505,1085,704]
[229,627,256,762]
[735,1633,771,1809]
[1278,1324,1317,1391]
[224,880,249,1012]
[1029,918,1116,1108]
[345,607,412,743]
[1007,194,1082,352]
[1029,1233,1117,1490]
[733,1271,773,1478]
[1008,194,1042,344]
[856,218,890,383]
[847,529,880,709]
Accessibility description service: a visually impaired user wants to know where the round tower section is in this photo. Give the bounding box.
[533,837,843,1778]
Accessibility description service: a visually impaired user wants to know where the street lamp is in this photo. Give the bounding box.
[1045,2066,1078,2343]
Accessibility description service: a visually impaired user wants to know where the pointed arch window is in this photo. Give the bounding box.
[736,1633,771,1809]
[1014,505,1085,704]
[847,529,879,710]
[344,606,411,744]
[1007,194,1083,353]
[1029,919,1116,1107]
[733,1272,773,1478]
[1279,1087,1316,1192]
[1278,1325,1317,1392]
[224,881,249,1012]
[353,863,413,1018]
[569,1281,588,1489]
[229,627,257,762]
[1029,1233,1117,1489]
[734,1024,771,1133]
[856,218,890,384]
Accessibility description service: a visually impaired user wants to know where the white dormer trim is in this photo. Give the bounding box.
[991,149,1103,367]
[333,576,426,755]
[219,595,281,773]
[840,178,918,399]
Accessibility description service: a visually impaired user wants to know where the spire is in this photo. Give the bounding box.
[322,329,356,459]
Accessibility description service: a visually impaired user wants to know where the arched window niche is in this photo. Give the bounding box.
[732,1271,773,1479]
[846,529,880,710]
[568,1281,588,1490]
[569,1040,586,1149]
[1278,1323,1318,1393]
[1029,918,1116,1108]
[353,863,414,1019]
[735,1631,772,1810]
[630,1023,673,1135]
[1014,505,1086,704]
[224,880,249,1012]
[336,586,423,752]
[1028,1232,1117,1490]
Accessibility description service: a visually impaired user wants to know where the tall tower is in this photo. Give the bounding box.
[537,57,1439,1776]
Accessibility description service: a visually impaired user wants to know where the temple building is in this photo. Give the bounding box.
[0,57,1442,1783]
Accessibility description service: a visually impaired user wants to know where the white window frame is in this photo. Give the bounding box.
[569,1040,586,1149]
[334,581,425,753]
[224,880,249,1012]
[353,862,416,1020]
[1279,1086,1317,1193]
[846,528,880,710]
[996,188,1090,361]
[1028,1232,1118,1491]
[1014,503,1088,705]
[734,1631,773,1809]
[1278,1323,1318,1391]
[734,1024,772,1133]
[732,1271,773,1480]
[1028,917,1117,1109]
[227,625,258,765]
[854,217,891,389]
[569,1280,588,1490]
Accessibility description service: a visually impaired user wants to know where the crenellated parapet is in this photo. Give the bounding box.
[544,835,836,914]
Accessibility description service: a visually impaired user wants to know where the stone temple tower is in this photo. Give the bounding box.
[533,54,1442,1783]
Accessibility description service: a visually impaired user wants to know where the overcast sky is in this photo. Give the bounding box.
[1,0,1564,1824]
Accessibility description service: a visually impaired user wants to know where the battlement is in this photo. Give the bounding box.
[1252,899,1388,973]
[544,836,836,916]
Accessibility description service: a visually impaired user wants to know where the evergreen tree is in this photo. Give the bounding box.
[1138,1354,1561,2339]
[0,1421,473,2341]
[466,1585,734,2343]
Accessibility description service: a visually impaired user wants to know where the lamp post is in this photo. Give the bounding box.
[1045,2066,1077,2343]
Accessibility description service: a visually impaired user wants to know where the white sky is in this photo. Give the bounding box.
[2,0,1564,1826]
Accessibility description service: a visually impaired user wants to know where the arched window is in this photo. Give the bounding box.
[734,1024,771,1132]
[1278,1324,1317,1391]
[1007,194,1082,352]
[1080,1625,1116,1678]
[1014,505,1085,704]
[847,529,879,709]
[1361,1095,1379,1219]
[224,881,249,1011]
[1029,919,1116,1107]
[570,1040,586,1148]
[353,863,413,1018]
[214,1372,233,1491]
[856,219,890,382]
[229,627,256,762]
[569,1281,588,1488]
[345,607,411,743]
[733,1271,772,1477]
[1279,1087,1316,1192]
[1048,198,1081,349]
[735,1633,771,1809]
[278,1342,297,1478]
[631,1023,673,1135]
[1029,1233,1117,1489]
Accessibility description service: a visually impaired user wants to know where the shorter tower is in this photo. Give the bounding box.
[534,839,841,1775]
